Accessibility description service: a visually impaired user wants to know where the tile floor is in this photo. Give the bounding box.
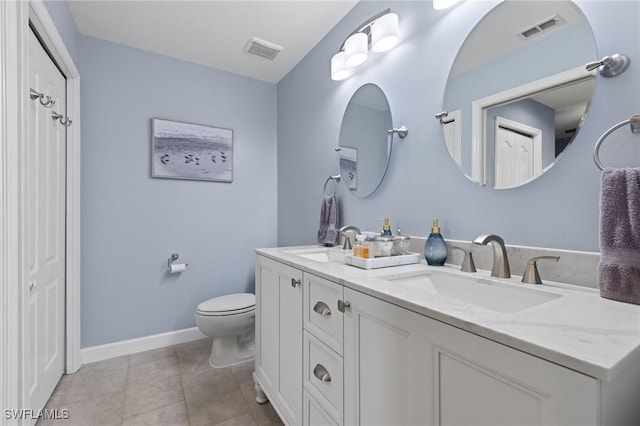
[37,339,284,426]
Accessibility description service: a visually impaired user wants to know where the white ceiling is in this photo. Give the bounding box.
[67,0,359,84]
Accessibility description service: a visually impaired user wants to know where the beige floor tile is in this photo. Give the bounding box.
[123,373,185,418]
[122,400,189,426]
[229,361,254,385]
[179,359,231,386]
[129,346,177,367]
[37,339,276,426]
[128,356,180,382]
[186,397,248,426]
[63,358,128,405]
[250,402,283,426]
[175,339,212,362]
[51,391,125,426]
[211,413,257,426]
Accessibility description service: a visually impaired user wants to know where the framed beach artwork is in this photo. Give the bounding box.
[339,147,357,190]
[151,118,233,182]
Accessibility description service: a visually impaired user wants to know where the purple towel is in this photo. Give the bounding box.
[317,195,339,246]
[599,168,640,305]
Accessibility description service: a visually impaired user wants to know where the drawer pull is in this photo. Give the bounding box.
[313,364,332,382]
[291,278,301,288]
[313,301,331,317]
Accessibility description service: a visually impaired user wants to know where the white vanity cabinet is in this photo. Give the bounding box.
[343,287,598,426]
[254,255,303,425]
[255,250,637,426]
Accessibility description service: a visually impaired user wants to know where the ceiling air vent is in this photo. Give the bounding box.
[518,15,565,40]
[243,37,283,61]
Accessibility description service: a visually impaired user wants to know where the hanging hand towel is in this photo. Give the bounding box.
[317,195,340,246]
[599,167,640,305]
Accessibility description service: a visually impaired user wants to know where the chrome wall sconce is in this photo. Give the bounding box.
[330,9,400,81]
[585,54,630,78]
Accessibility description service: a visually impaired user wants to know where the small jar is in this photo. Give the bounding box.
[375,237,393,257]
[392,236,410,255]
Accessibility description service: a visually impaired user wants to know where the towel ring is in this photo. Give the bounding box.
[323,175,341,196]
[594,115,640,171]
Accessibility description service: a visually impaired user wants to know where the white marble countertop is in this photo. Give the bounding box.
[256,245,640,381]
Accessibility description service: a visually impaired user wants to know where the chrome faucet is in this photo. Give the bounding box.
[473,234,511,278]
[338,225,361,250]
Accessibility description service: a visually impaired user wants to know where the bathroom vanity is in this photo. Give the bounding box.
[253,246,640,426]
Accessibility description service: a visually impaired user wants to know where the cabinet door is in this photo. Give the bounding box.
[428,317,598,426]
[343,288,433,426]
[255,255,303,425]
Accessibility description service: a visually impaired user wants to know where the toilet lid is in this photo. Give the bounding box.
[196,293,255,316]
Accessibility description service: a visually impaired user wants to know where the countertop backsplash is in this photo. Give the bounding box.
[408,237,600,289]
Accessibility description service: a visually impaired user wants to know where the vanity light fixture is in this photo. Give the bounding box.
[330,9,399,81]
[433,0,465,11]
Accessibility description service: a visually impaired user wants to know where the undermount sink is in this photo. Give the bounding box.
[385,270,562,314]
[284,247,344,263]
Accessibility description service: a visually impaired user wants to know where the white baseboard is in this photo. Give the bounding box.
[80,327,208,365]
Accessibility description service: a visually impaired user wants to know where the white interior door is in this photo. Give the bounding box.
[25,27,67,415]
[495,126,536,189]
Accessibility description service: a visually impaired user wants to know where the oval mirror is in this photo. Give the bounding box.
[441,0,597,189]
[339,83,393,198]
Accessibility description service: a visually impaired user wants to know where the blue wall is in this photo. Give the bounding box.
[76,36,278,347]
[41,0,640,348]
[277,0,640,252]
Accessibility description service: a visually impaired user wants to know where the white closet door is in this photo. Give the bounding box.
[495,126,535,189]
[25,28,66,415]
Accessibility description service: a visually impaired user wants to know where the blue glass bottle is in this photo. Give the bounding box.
[425,219,447,266]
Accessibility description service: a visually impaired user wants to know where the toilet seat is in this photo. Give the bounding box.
[196,293,255,317]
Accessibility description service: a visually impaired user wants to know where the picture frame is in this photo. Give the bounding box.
[151,118,233,182]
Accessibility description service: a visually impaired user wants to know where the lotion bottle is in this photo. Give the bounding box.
[424,219,447,266]
[380,217,393,237]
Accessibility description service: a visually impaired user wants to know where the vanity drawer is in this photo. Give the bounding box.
[303,331,343,423]
[304,273,343,355]
[303,390,340,426]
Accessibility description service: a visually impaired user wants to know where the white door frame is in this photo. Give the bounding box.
[1,0,81,417]
[471,65,593,185]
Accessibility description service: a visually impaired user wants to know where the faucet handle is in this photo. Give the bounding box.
[450,246,477,273]
[522,256,560,285]
[342,234,353,250]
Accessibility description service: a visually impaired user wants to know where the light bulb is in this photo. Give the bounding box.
[331,51,352,81]
[344,32,368,67]
[371,13,399,53]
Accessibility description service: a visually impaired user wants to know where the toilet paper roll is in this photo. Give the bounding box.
[169,263,187,274]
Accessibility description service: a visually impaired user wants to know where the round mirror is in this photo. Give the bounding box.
[339,83,393,198]
[441,0,597,189]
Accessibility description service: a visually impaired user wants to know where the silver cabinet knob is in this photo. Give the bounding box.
[337,300,351,313]
[522,256,559,285]
[291,278,301,288]
[29,282,36,291]
[313,364,332,382]
[313,301,331,317]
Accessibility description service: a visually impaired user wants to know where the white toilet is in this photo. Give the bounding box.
[195,293,256,368]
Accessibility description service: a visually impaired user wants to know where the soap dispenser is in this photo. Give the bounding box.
[425,219,447,266]
[380,218,393,237]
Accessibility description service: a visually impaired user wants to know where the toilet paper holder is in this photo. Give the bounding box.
[168,253,188,269]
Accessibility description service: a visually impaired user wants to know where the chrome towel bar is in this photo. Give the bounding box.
[594,115,640,171]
